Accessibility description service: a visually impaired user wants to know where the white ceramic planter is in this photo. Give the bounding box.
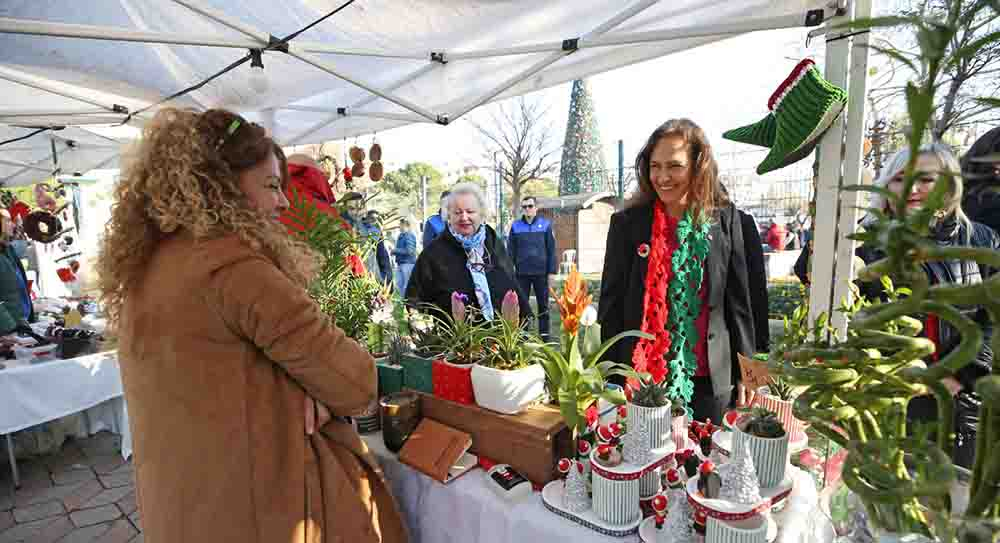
[732,423,789,489]
[706,515,768,543]
[627,401,672,450]
[470,363,545,415]
[590,453,641,526]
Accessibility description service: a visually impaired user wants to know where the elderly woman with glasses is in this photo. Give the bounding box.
[406,182,532,323]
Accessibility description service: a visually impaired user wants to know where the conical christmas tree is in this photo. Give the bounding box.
[564,462,591,512]
[559,79,607,195]
[659,487,695,542]
[717,441,762,505]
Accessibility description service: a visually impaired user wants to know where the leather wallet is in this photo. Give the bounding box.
[398,418,475,484]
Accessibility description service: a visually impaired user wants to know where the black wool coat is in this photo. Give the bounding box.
[598,202,770,402]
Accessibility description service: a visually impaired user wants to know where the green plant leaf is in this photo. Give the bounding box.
[868,44,919,74]
[584,330,652,369]
[599,389,627,405]
[975,97,1000,109]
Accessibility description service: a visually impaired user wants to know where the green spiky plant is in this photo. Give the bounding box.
[770,1,1000,538]
[631,377,671,408]
[742,407,787,439]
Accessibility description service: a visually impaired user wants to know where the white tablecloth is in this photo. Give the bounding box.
[0,351,131,459]
[362,434,835,543]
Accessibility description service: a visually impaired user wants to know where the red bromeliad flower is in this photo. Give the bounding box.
[345,254,365,277]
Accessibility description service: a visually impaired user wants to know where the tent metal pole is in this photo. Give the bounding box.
[0,108,111,117]
[284,62,439,145]
[0,67,125,113]
[340,111,429,123]
[808,3,854,332]
[829,0,872,333]
[0,158,50,172]
[167,0,441,123]
[0,17,261,49]
[0,115,130,126]
[447,8,829,60]
[582,12,826,47]
[450,0,659,120]
[295,42,427,60]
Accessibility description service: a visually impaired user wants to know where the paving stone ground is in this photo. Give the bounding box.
[1,432,140,543]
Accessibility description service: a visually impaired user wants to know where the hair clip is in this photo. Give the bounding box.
[216,119,243,149]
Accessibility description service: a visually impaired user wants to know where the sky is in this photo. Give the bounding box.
[351,26,827,177]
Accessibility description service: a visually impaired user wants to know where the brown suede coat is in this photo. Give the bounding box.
[118,233,406,543]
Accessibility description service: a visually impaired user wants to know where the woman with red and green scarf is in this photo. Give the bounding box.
[598,119,770,424]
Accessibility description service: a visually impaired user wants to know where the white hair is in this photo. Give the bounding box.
[447,182,486,211]
[863,143,971,241]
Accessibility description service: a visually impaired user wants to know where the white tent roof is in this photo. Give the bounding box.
[0,0,834,186]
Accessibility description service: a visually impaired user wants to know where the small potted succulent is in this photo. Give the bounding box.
[471,290,546,414]
[732,407,789,488]
[401,309,442,393]
[376,332,407,397]
[626,377,672,452]
[748,353,805,438]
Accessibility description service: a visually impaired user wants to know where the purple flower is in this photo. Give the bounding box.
[501,290,520,326]
[451,292,468,323]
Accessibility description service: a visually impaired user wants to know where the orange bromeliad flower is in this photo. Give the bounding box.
[551,265,592,337]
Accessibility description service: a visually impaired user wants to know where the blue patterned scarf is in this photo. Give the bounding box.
[448,223,494,320]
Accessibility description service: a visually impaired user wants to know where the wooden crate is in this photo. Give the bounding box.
[416,392,572,486]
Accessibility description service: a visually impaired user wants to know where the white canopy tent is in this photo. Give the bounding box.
[0,0,870,326]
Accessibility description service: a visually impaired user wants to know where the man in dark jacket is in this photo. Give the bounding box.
[422,190,450,250]
[508,196,558,340]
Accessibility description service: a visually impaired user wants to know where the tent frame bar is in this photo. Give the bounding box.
[0,158,50,172]
[448,9,829,60]
[0,67,127,114]
[1,9,828,62]
[0,108,112,117]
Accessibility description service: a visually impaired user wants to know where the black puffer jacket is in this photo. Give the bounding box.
[405,224,533,323]
[961,126,1000,234]
[853,219,1000,392]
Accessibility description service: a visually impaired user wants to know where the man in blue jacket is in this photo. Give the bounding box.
[508,196,557,340]
[421,190,451,250]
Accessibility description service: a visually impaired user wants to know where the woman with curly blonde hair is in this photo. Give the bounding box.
[99,108,405,543]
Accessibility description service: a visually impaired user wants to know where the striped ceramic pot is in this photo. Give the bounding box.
[752,388,804,435]
[732,423,789,489]
[706,515,768,543]
[627,401,672,450]
[590,452,641,526]
[639,467,661,499]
